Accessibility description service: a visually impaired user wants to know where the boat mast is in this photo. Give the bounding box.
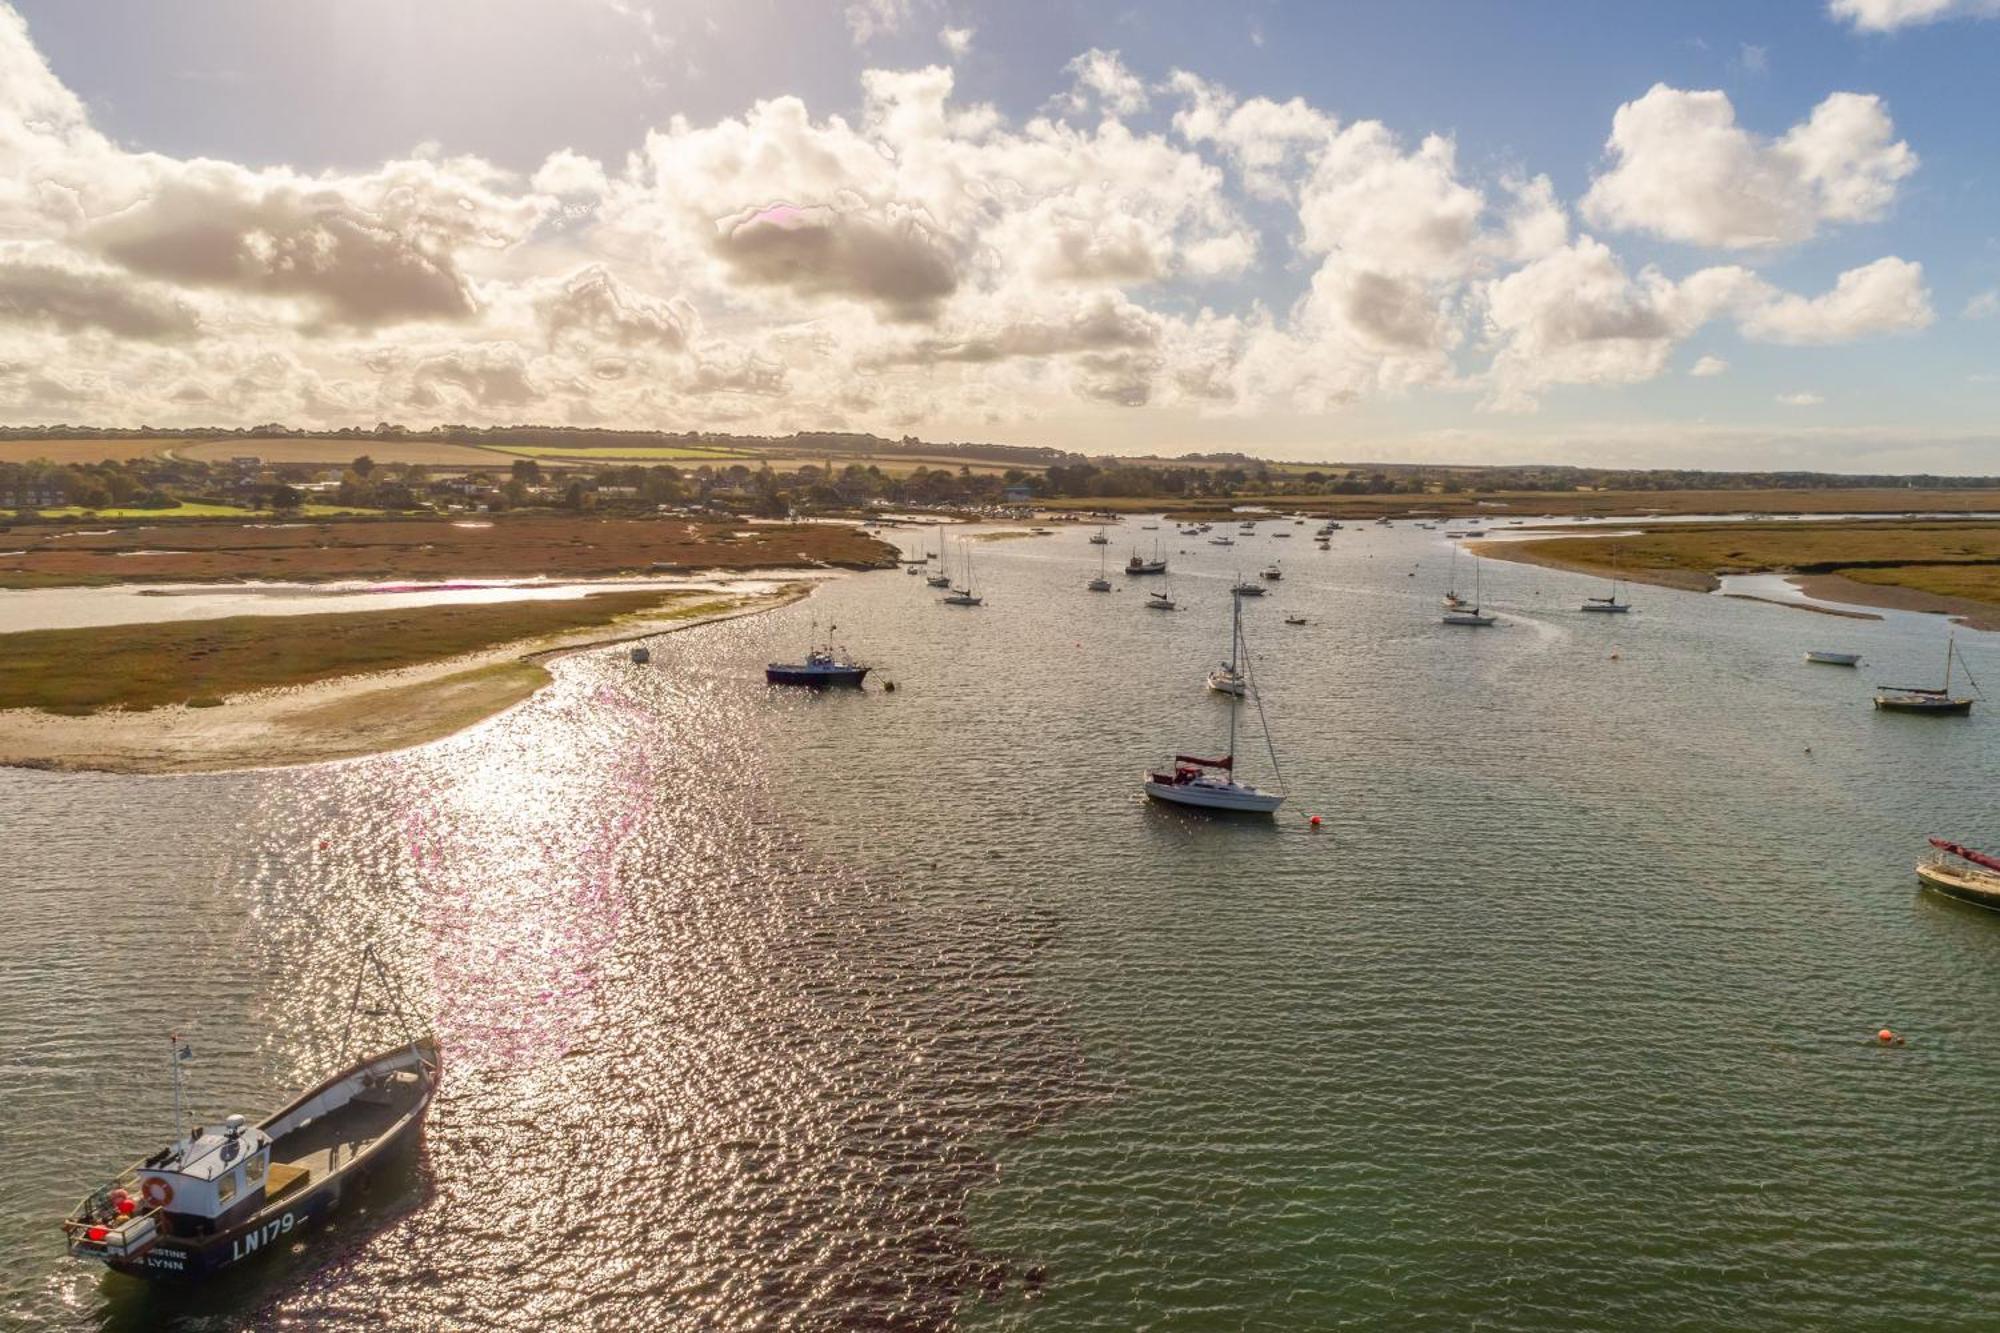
[168,1035,190,1144]
[1227,595,1241,761]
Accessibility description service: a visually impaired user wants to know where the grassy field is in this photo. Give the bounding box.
[1044,487,2000,522]
[1483,519,2000,605]
[0,439,176,464]
[0,590,718,714]
[0,514,896,587]
[493,444,754,462]
[172,438,513,467]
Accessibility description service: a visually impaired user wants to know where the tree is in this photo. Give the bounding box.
[351,454,376,477]
[511,458,542,484]
[270,484,304,513]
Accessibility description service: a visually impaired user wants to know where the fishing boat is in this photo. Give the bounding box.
[1874,636,1976,714]
[1805,650,1861,667]
[1232,578,1266,598]
[1145,595,1285,815]
[1580,546,1631,613]
[1088,542,1113,592]
[767,621,871,685]
[925,523,953,587]
[1442,553,1497,626]
[1917,839,2000,911]
[1125,539,1167,576]
[61,948,437,1283]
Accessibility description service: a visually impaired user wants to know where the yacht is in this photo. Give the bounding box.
[1874,636,1975,713]
[1918,838,2000,911]
[1145,595,1285,815]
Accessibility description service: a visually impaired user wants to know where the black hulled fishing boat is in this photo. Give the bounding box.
[62,947,438,1282]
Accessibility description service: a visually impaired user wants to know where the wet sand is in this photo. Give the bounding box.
[1789,573,2000,631]
[0,586,809,774]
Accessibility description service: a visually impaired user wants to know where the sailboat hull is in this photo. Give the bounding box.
[1874,695,1972,714]
[1918,861,2000,910]
[1143,778,1284,814]
[1580,603,1629,613]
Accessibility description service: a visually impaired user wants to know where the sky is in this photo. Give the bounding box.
[3,0,2000,471]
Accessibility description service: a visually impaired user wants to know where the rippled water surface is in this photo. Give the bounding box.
[4,521,1999,1330]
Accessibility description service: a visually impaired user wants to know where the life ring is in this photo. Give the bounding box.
[140,1177,173,1209]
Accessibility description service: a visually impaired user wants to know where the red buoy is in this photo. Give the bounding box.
[115,1197,136,1216]
[1877,1028,1895,1043]
[1309,815,1322,828]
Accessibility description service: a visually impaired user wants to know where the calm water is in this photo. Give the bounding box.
[4,521,1998,1330]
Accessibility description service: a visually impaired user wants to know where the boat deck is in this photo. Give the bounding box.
[272,1077,422,1186]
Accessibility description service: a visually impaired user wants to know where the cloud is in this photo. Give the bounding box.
[1829,0,2000,30]
[712,202,958,322]
[534,264,693,351]
[532,149,610,198]
[1581,85,1916,248]
[845,0,912,44]
[1690,355,1729,376]
[1738,43,1769,72]
[0,245,199,339]
[1064,49,1149,117]
[1777,390,1825,405]
[1966,289,2000,319]
[938,26,972,58]
[1736,255,1932,343]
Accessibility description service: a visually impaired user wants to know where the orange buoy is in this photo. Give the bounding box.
[87,1225,107,1242]
[1877,1028,1895,1043]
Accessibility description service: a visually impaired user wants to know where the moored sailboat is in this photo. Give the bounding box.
[925,522,953,587]
[1918,838,2000,911]
[1442,552,1496,626]
[1146,594,1285,815]
[1874,635,1976,714]
[1580,545,1631,613]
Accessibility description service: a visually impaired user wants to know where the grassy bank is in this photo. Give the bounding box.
[0,514,897,588]
[0,590,720,714]
[1043,487,2000,523]
[1478,519,2000,621]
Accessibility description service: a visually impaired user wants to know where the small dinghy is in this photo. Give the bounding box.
[1805,650,1860,667]
[1284,615,1307,626]
[62,948,437,1283]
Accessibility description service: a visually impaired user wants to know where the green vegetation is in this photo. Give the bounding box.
[0,590,702,715]
[33,501,253,519]
[1490,520,2000,604]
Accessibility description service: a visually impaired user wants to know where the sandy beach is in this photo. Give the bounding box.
[0,584,811,774]
[1789,573,2000,632]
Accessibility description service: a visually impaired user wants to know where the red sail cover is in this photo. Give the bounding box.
[1176,754,1232,769]
[1930,837,2000,873]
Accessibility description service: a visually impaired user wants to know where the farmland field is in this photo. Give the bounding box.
[0,438,175,464]
[491,444,755,462]
[173,438,514,467]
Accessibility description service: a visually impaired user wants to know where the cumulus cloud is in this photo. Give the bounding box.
[1582,85,1916,248]
[0,5,1951,438]
[1736,255,1933,343]
[1691,355,1729,376]
[1829,0,2000,30]
[1064,48,1149,117]
[0,245,198,339]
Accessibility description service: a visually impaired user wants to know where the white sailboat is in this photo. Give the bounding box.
[1088,541,1113,592]
[1442,553,1497,626]
[1089,526,1110,545]
[1206,596,1247,694]
[940,538,983,606]
[1146,594,1286,815]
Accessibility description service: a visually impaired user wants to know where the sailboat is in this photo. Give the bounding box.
[940,539,983,606]
[1581,546,1631,613]
[1231,576,1266,598]
[1918,838,2000,911]
[1087,542,1113,592]
[1089,526,1110,545]
[1145,581,1179,611]
[1443,544,1470,611]
[925,523,953,587]
[1442,553,1497,626]
[1874,635,1976,713]
[1146,595,1285,815]
[1206,596,1247,694]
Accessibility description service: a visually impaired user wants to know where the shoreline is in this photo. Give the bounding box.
[1787,572,2000,632]
[0,583,816,776]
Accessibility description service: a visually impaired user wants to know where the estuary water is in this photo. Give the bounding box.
[3,519,1998,1330]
